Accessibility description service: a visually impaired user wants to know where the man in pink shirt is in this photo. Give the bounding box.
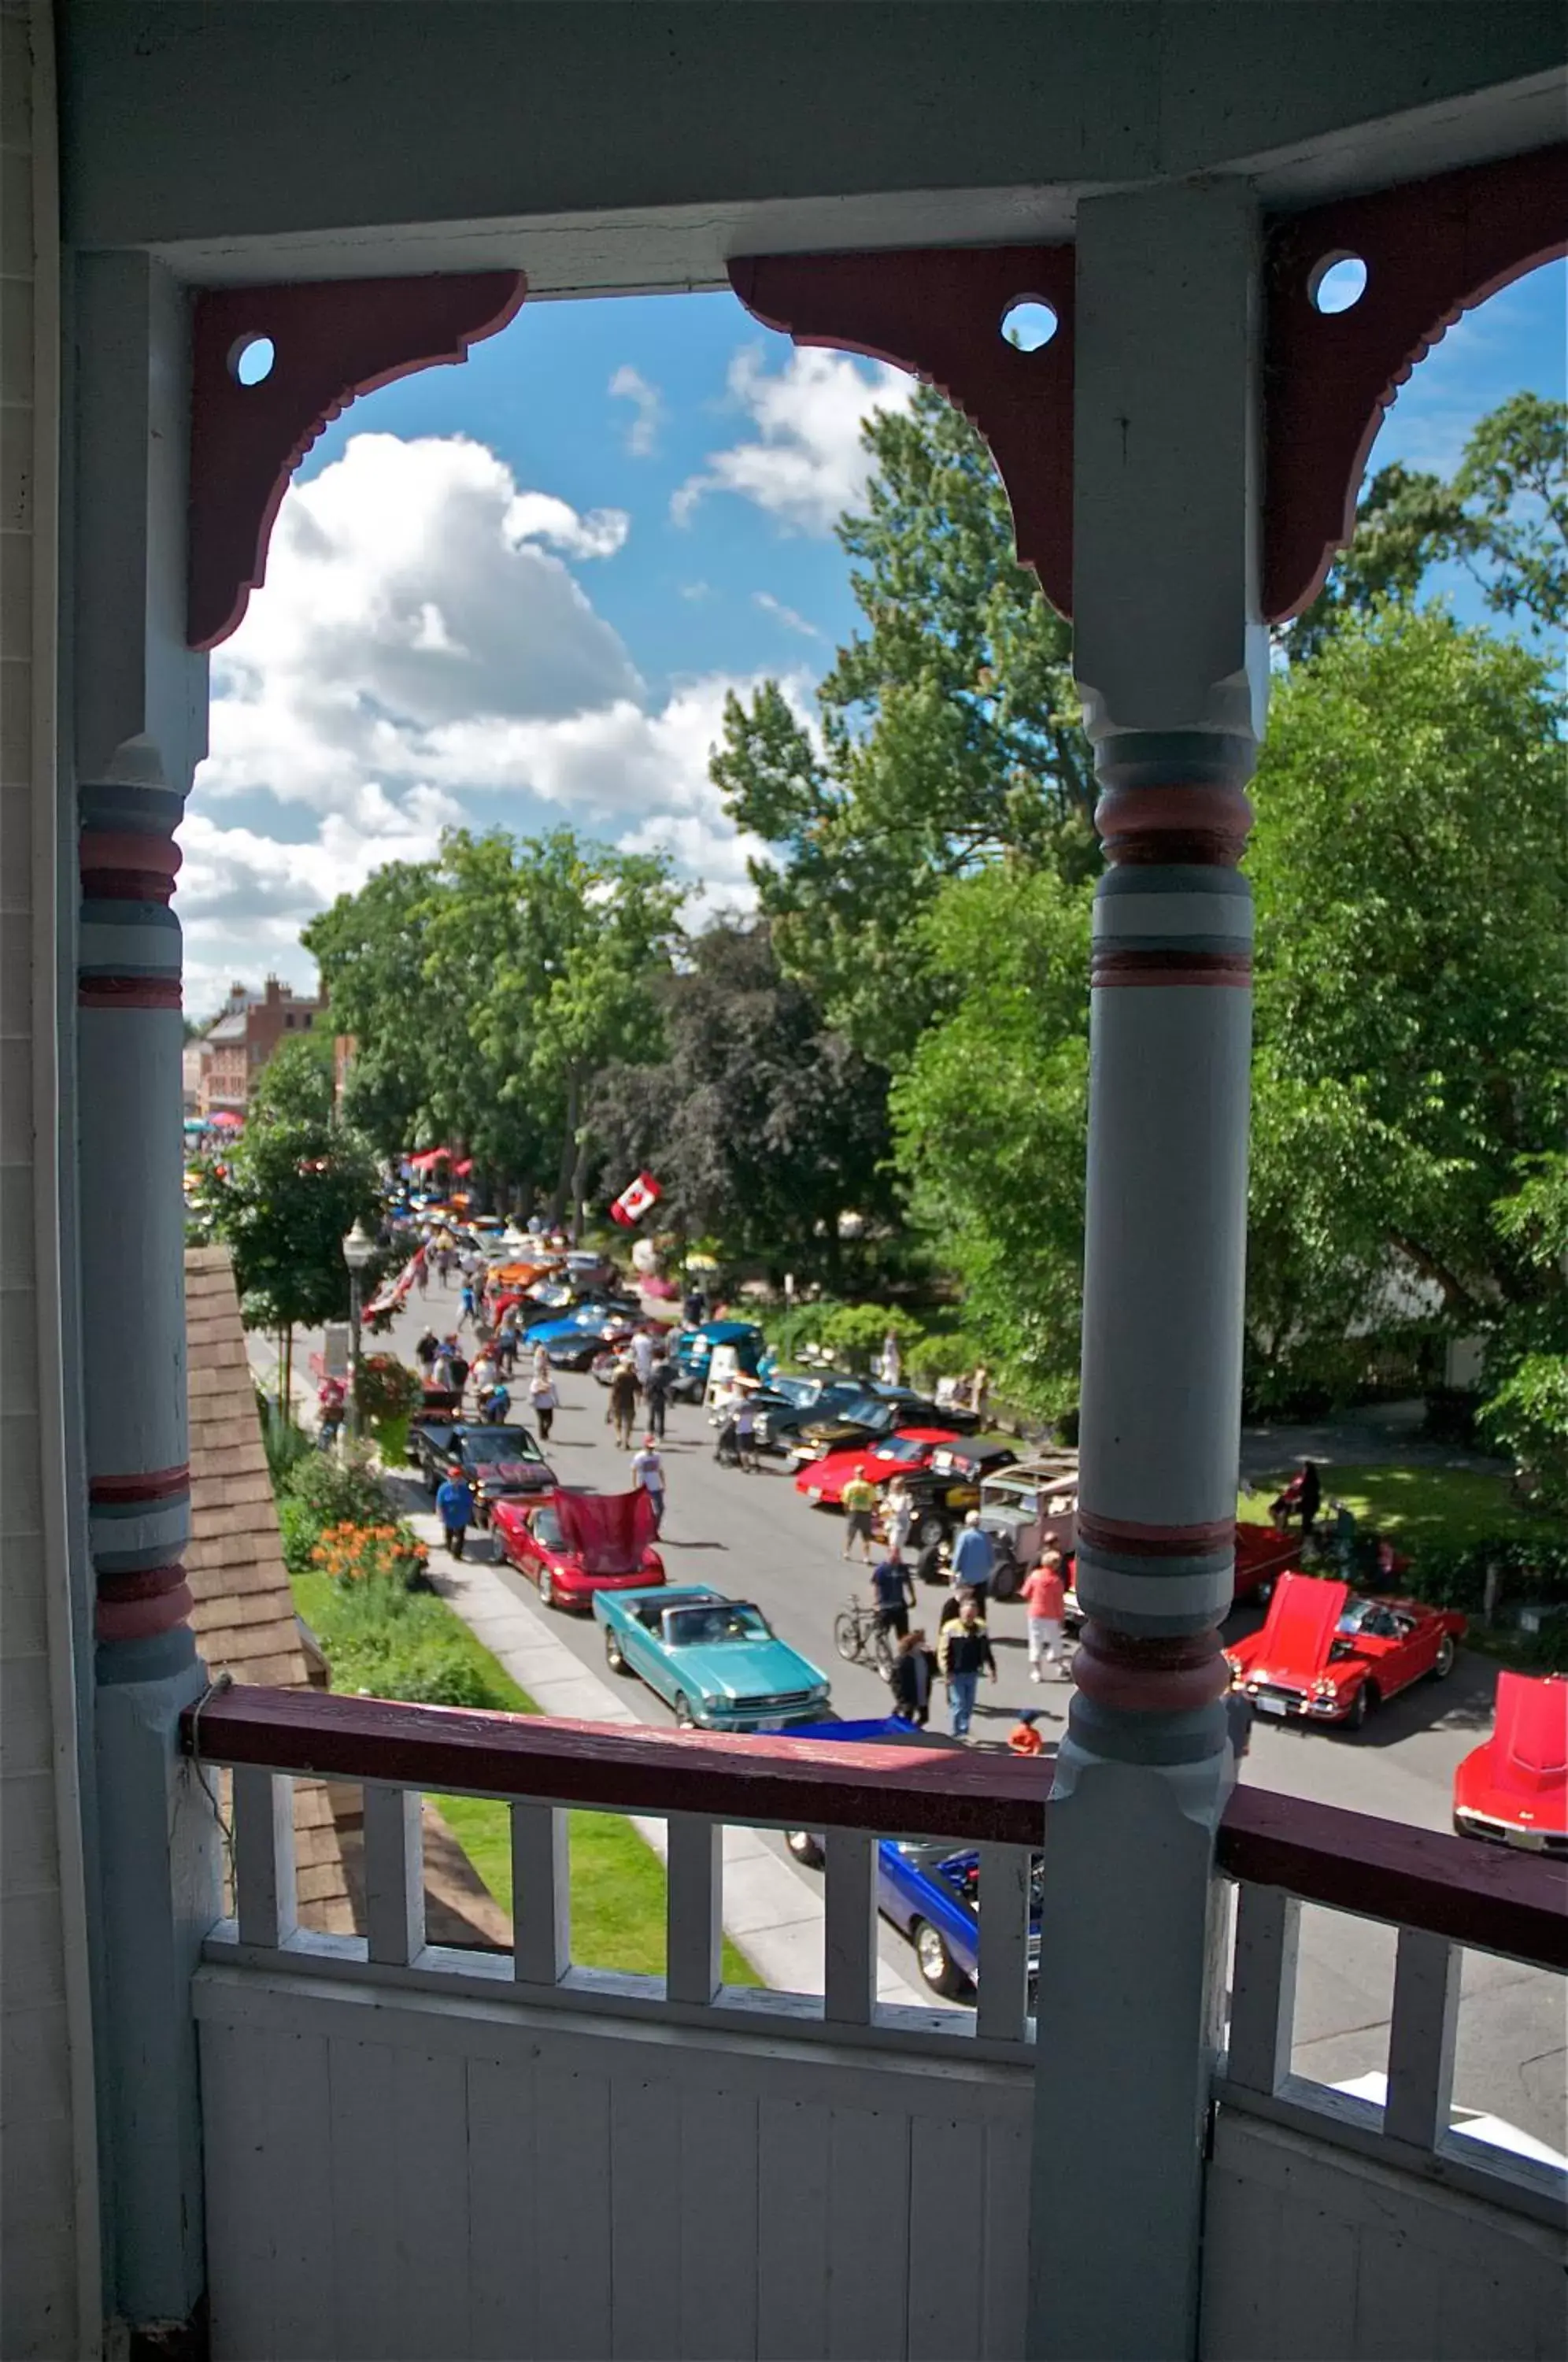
[1021,1548,1069,1681]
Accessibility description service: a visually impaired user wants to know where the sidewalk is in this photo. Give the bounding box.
[413,1520,930,2005]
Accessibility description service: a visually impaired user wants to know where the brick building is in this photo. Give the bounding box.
[194,976,326,1116]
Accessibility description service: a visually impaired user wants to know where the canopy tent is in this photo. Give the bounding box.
[407,1146,453,1172]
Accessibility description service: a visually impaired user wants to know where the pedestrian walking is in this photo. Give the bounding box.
[881,1327,903,1387]
[645,1349,672,1438]
[631,1327,656,1395]
[435,1464,475,1560]
[1020,1546,1070,1681]
[949,1509,994,1607]
[631,1436,666,1533]
[415,1253,429,1298]
[883,1475,914,1560]
[733,1390,759,1471]
[937,1593,997,1739]
[528,1362,557,1443]
[609,1356,640,1449]
[495,1317,519,1379]
[482,1380,512,1424]
[870,1551,916,1642]
[446,1342,470,1401]
[889,1627,936,1725]
[458,1279,477,1331]
[531,1341,551,1386]
[414,1327,439,1381]
[840,1466,878,1563]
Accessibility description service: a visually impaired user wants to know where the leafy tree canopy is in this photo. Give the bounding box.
[201,1104,383,1335]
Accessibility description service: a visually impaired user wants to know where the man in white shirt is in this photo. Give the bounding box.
[631,1327,656,1393]
[631,1436,666,1533]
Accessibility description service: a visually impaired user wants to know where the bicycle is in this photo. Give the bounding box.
[833,1597,895,1681]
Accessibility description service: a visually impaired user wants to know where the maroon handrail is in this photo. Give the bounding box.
[183,1685,1568,1972]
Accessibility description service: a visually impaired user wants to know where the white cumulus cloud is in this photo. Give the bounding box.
[181,430,784,1012]
[608,364,664,458]
[672,344,914,535]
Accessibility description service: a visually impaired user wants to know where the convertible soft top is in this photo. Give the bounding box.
[555,1486,657,1575]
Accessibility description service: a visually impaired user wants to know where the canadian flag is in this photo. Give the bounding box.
[609,1170,662,1227]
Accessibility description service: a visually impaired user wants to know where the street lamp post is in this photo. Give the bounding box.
[342,1219,377,1440]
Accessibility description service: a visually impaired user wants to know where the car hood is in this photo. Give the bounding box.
[796,1417,885,1453]
[665,1639,825,1700]
[1246,1574,1350,1683]
[1457,1672,1568,1815]
[477,1459,550,1491]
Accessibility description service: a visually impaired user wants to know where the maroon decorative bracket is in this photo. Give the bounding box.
[187,271,527,650]
[730,246,1076,619]
[1263,144,1567,623]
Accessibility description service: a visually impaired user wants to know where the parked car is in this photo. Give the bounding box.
[793,1427,967,1508]
[1452,1671,1568,1853]
[407,1418,555,1523]
[786,1385,981,1468]
[1226,1572,1465,1732]
[493,1487,664,1612]
[779,1716,1043,2001]
[668,1320,768,1401]
[751,1375,876,1456]
[528,1300,641,1369]
[898,1438,1020,1547]
[977,1454,1080,1581]
[594,1585,830,1730]
[1060,1520,1300,1626]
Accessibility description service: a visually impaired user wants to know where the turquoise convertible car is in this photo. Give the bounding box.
[594,1585,831,1730]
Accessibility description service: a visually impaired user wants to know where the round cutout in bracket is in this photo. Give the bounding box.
[1307,254,1369,315]
[227,334,276,387]
[1000,298,1059,352]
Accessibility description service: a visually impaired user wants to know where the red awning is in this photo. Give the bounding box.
[408,1146,453,1172]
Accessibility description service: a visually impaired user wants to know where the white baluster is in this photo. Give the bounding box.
[363,1784,424,1966]
[1226,1885,1300,2095]
[232,1765,297,1949]
[823,1827,877,2025]
[511,1802,569,1987]
[666,1814,723,2005]
[976,1843,1032,2042]
[1385,1926,1459,2151]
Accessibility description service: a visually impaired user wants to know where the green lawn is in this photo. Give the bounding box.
[1239,1464,1564,1554]
[290,1568,760,1985]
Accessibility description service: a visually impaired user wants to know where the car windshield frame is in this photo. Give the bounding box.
[464,1428,541,1464]
[663,1602,774,1649]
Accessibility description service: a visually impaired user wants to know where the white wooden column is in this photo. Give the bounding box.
[1028,182,1267,2362]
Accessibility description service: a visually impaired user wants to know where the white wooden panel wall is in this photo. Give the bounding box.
[1202,2110,1568,2362]
[195,1967,1033,2362]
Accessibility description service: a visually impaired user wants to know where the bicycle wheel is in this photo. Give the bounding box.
[871,1622,895,1682]
[834,1611,864,1664]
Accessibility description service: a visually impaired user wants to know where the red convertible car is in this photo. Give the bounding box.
[1226,1572,1465,1731]
[1453,1672,1568,1853]
[493,1486,664,1612]
[793,1427,964,1508]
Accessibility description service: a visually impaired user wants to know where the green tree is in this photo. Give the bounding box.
[587,920,896,1279]
[303,862,446,1156]
[889,861,1093,1412]
[713,385,1091,1062]
[1246,605,1567,1398]
[248,1026,338,1126]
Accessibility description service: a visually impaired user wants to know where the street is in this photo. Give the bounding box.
[265,1287,1567,2153]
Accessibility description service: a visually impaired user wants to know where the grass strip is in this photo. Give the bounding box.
[290,1568,760,1984]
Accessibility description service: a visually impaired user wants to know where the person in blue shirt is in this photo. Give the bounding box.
[435,1464,475,1559]
[949,1510,994,1605]
[870,1552,916,1641]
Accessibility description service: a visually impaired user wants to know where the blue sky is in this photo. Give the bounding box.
[179,259,1565,1012]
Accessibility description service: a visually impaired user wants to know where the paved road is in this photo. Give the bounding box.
[261,1288,1566,2149]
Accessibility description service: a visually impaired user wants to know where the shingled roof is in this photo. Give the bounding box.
[185,1246,357,1931]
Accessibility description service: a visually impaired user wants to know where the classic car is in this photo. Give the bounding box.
[1226,1572,1465,1731]
[751,1375,876,1455]
[407,1418,555,1523]
[493,1486,664,1612]
[793,1427,967,1508]
[786,1384,981,1467]
[594,1585,830,1730]
[898,1437,1021,1546]
[779,1716,1043,2001]
[977,1453,1080,1577]
[668,1320,768,1401]
[1452,1671,1568,1853]
[528,1300,641,1368]
[1061,1520,1300,1626]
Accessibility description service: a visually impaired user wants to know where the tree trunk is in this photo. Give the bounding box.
[551,1072,579,1230]
[571,1123,590,1247]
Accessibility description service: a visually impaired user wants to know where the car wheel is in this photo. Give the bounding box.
[538,1567,555,1609]
[911,1917,967,2000]
[786,1830,825,1869]
[673,1691,697,1731]
[1345,1683,1378,1733]
[1431,1635,1457,1680]
[605,1627,631,1675]
[1254,1577,1275,1609]
[990,1556,1019,1605]
[916,1512,947,1550]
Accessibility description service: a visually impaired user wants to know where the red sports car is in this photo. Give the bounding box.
[1226,1571,1465,1731]
[1453,1671,1568,1853]
[793,1427,964,1508]
[493,1486,664,1612]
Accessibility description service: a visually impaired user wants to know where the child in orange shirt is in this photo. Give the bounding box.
[1007,1707,1046,1757]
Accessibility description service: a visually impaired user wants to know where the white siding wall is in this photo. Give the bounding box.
[1,6,93,2353]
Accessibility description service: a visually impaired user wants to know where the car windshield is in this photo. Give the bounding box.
[767,1376,820,1409]
[664,1604,772,1648]
[467,1429,538,1464]
[531,1508,565,1549]
[1336,1600,1405,1638]
[984,1478,1039,1514]
[878,1437,930,1463]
